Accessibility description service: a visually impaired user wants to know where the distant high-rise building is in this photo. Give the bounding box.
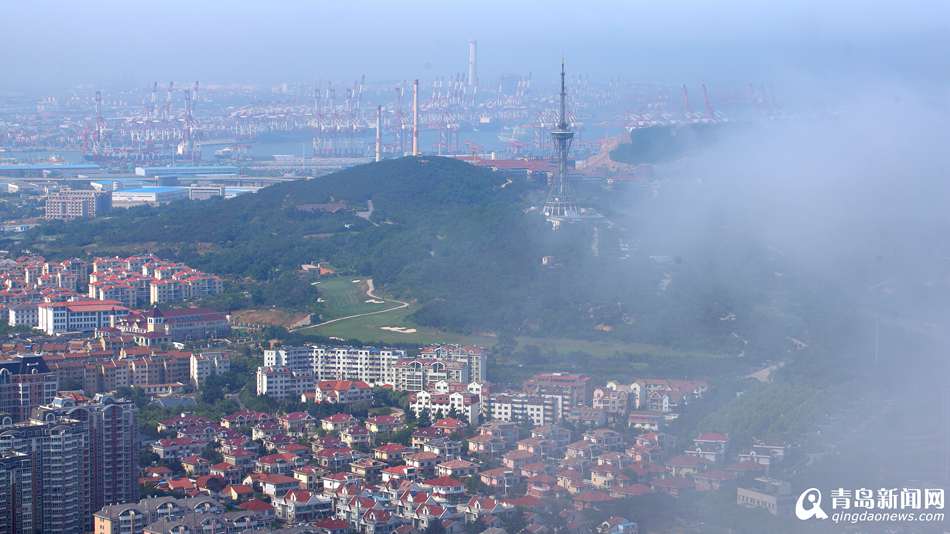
[44,188,111,220]
[468,40,478,88]
[0,394,138,533]
[0,355,58,423]
[0,417,88,533]
[33,394,139,519]
[0,450,33,532]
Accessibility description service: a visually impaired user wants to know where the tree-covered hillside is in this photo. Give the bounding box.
[22,157,554,332]
[18,156,825,357]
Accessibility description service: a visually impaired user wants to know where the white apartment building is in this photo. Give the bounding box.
[36,300,129,335]
[260,345,484,392]
[409,387,481,425]
[8,304,39,327]
[256,366,312,400]
[312,346,404,384]
[419,344,487,382]
[264,346,314,372]
[190,351,231,386]
[485,393,563,426]
[392,358,469,392]
[263,345,405,386]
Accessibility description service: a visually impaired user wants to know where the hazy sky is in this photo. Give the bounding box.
[3,0,950,92]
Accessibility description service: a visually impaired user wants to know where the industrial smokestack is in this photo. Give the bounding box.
[375,105,383,162]
[412,79,419,156]
[468,41,478,88]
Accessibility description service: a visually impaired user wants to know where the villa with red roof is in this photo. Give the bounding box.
[272,488,333,523]
[313,380,373,404]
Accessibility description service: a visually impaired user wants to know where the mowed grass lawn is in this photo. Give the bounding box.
[313,277,392,321]
[304,277,724,359]
[302,304,497,345]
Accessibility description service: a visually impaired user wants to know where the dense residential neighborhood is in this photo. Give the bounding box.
[0,301,800,534]
[0,250,810,533]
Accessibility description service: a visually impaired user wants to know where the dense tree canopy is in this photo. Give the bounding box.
[18,156,834,356]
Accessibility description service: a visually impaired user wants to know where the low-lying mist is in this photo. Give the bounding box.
[619,83,950,490]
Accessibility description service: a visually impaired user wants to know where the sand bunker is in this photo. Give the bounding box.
[380,326,417,334]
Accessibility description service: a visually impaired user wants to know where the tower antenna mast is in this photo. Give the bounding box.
[542,59,578,226]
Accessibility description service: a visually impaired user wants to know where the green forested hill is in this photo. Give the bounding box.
[17,156,829,359]
[22,157,554,332]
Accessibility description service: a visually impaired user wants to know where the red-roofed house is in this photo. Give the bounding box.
[341,425,371,448]
[313,380,373,404]
[652,476,694,497]
[256,453,305,475]
[667,455,709,477]
[273,489,333,523]
[432,417,466,434]
[687,432,730,463]
[382,465,418,484]
[279,411,316,433]
[238,498,275,517]
[366,414,404,434]
[246,473,299,499]
[360,508,403,533]
[374,443,409,464]
[224,483,254,501]
[321,413,358,432]
[437,458,478,478]
[422,476,466,504]
[314,518,350,534]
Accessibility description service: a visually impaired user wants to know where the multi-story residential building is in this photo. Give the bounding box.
[0,417,88,533]
[0,354,58,423]
[87,255,223,307]
[524,372,593,409]
[7,304,39,327]
[419,344,487,382]
[148,279,185,304]
[310,380,373,404]
[736,477,793,516]
[592,386,631,416]
[151,436,207,460]
[409,389,481,425]
[89,281,137,308]
[312,345,404,384]
[261,344,484,393]
[110,307,231,347]
[190,351,231,386]
[625,378,709,414]
[0,450,33,532]
[256,366,312,400]
[391,357,469,392]
[264,346,314,372]
[686,432,730,463]
[32,394,138,524]
[37,299,129,335]
[45,188,111,220]
[159,308,230,340]
[485,392,562,426]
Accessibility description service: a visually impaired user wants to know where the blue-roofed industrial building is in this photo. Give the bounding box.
[134,165,239,177]
[0,163,101,177]
[111,186,189,208]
